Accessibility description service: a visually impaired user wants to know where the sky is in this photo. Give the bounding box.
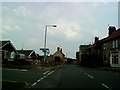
[1,0,119,58]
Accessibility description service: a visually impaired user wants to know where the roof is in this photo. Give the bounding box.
[53,50,65,57]
[93,28,120,45]
[101,28,120,43]
[17,50,35,57]
[0,40,10,47]
[80,28,120,52]
[0,40,17,52]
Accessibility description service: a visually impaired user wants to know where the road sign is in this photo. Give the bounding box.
[40,48,49,50]
[40,48,49,53]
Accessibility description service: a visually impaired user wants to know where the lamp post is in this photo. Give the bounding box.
[43,25,57,61]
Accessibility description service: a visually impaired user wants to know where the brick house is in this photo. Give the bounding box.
[79,44,102,67]
[88,26,120,67]
[79,26,120,67]
[17,50,37,59]
[47,54,55,65]
[53,47,65,65]
[0,40,17,64]
[79,45,91,65]
[100,26,120,67]
[17,50,39,64]
[66,58,78,64]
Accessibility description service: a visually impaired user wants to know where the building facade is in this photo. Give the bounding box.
[79,26,120,67]
[53,47,65,65]
[101,27,120,67]
[0,41,17,64]
[17,50,39,64]
[79,45,91,64]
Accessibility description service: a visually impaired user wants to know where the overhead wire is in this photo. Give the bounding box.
[2,2,25,14]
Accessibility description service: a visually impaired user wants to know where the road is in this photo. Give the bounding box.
[2,65,120,89]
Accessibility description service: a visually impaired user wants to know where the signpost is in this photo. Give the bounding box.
[40,25,57,61]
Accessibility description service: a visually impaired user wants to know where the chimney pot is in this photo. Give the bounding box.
[108,26,116,36]
[95,36,99,43]
[60,48,62,52]
[57,47,60,51]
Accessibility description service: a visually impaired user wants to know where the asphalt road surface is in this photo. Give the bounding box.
[2,65,120,89]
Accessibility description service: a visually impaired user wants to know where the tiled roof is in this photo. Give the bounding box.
[0,40,10,47]
[88,28,120,49]
[101,28,120,43]
[53,50,65,57]
[0,40,17,52]
[17,50,34,56]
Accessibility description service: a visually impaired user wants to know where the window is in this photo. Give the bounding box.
[116,40,118,48]
[10,52,15,58]
[112,41,115,48]
[103,44,106,50]
[106,43,107,49]
[112,54,119,64]
[4,51,11,59]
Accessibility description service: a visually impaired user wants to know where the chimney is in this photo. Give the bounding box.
[60,48,62,52]
[95,37,99,43]
[108,26,116,36]
[57,47,60,51]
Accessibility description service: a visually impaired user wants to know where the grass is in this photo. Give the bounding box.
[2,81,28,90]
[2,64,41,69]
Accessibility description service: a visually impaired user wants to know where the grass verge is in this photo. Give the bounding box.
[2,81,28,90]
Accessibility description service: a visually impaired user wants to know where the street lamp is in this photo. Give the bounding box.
[43,25,57,61]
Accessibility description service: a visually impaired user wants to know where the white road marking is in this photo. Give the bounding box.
[3,68,28,72]
[41,77,44,80]
[43,71,50,75]
[45,74,49,77]
[32,82,37,86]
[30,70,55,88]
[47,73,51,75]
[84,73,94,78]
[37,79,41,82]
[43,75,47,78]
[87,74,94,78]
[101,83,112,90]
[21,69,28,72]
[49,70,53,74]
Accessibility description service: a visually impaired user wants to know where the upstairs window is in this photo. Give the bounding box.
[116,40,118,48]
[103,44,105,50]
[105,43,107,50]
[112,41,115,48]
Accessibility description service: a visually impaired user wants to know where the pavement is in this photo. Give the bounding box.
[36,65,63,70]
[78,64,120,73]
[3,63,120,72]
[95,67,120,73]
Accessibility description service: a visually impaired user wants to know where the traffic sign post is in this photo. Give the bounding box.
[40,25,57,62]
[40,48,49,60]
